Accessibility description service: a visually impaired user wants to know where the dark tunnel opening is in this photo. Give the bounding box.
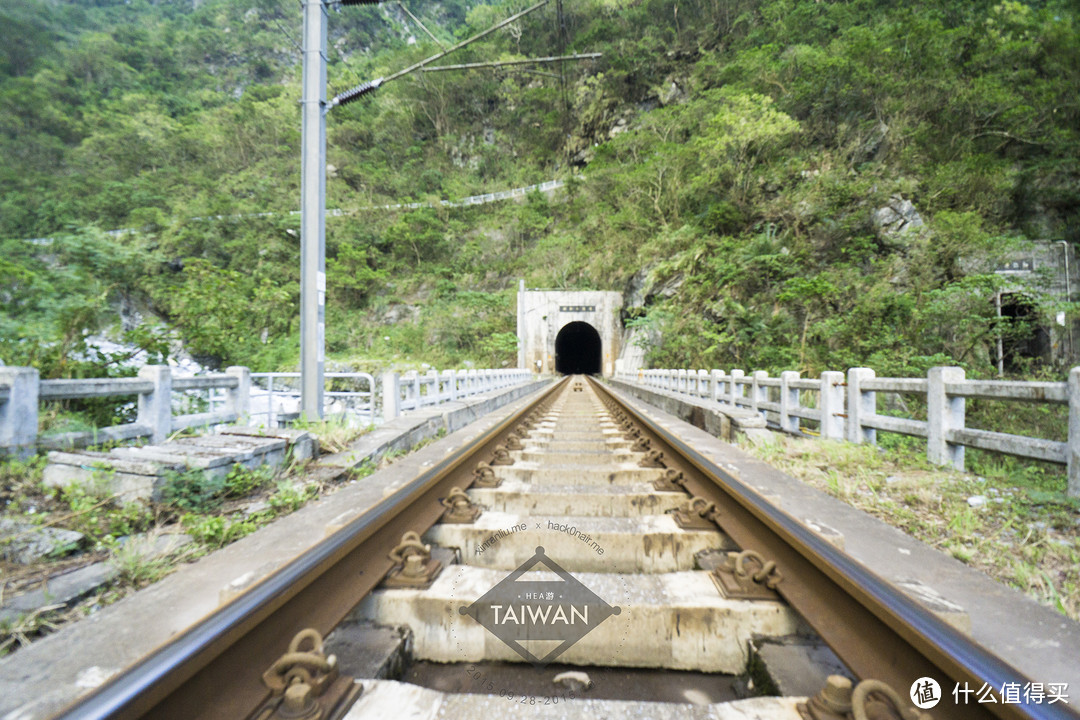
[555,321,602,375]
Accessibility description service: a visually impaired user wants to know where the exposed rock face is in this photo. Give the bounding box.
[625,268,652,310]
[657,76,688,106]
[624,266,684,312]
[872,194,925,240]
[380,303,420,325]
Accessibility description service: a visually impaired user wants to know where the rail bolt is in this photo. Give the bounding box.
[441,486,482,524]
[820,675,853,713]
[670,496,718,530]
[279,682,320,719]
[639,449,665,468]
[403,555,426,577]
[473,461,501,488]
[384,530,443,588]
[491,445,515,465]
[852,679,927,720]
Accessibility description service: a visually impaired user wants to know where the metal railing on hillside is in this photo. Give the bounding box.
[614,366,1080,496]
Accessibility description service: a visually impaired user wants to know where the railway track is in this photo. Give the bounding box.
[52,376,1077,720]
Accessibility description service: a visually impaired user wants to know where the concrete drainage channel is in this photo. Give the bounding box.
[38,376,1064,720]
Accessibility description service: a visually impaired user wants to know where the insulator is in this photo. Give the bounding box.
[330,78,383,108]
[339,0,381,5]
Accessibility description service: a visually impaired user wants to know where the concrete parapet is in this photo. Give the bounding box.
[0,366,39,458]
[609,379,768,444]
[136,365,172,445]
[845,368,876,444]
[818,371,845,440]
[927,366,965,470]
[224,366,251,424]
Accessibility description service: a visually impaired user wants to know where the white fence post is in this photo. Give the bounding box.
[411,372,423,408]
[382,372,400,421]
[928,366,965,471]
[0,367,39,458]
[1068,367,1080,498]
[729,370,745,406]
[445,370,457,401]
[752,370,769,421]
[819,371,845,440]
[779,371,800,433]
[710,370,725,403]
[225,366,251,424]
[137,365,172,444]
[847,368,876,444]
[265,373,277,428]
[427,369,440,403]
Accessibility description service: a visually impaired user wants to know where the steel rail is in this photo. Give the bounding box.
[50,374,1077,720]
[50,379,565,720]
[592,377,1080,720]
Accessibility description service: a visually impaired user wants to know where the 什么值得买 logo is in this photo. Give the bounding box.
[458,546,621,667]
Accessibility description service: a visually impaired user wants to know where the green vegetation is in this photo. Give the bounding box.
[1,0,1078,562]
[0,414,455,653]
[746,435,1080,620]
[1,0,1075,385]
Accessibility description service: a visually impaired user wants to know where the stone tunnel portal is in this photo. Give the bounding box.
[555,322,602,375]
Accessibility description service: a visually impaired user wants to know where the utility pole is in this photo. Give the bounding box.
[300,0,329,420]
[300,0,550,418]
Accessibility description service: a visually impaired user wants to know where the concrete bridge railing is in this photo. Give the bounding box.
[0,366,251,457]
[0,366,536,458]
[380,368,535,422]
[250,371,377,428]
[616,366,1080,497]
[250,368,535,425]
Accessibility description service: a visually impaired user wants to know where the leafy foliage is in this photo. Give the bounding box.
[0,0,1077,382]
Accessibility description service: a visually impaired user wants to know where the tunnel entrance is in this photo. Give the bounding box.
[999,293,1051,370]
[555,322,602,375]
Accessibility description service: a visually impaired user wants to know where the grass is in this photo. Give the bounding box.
[291,415,375,454]
[740,435,1080,621]
[0,420,448,656]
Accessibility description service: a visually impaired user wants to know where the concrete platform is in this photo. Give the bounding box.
[425,512,734,572]
[172,433,287,466]
[355,566,802,672]
[42,429,310,502]
[468,480,686,517]
[343,679,805,719]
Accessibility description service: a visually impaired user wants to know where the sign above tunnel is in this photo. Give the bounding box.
[559,305,595,312]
